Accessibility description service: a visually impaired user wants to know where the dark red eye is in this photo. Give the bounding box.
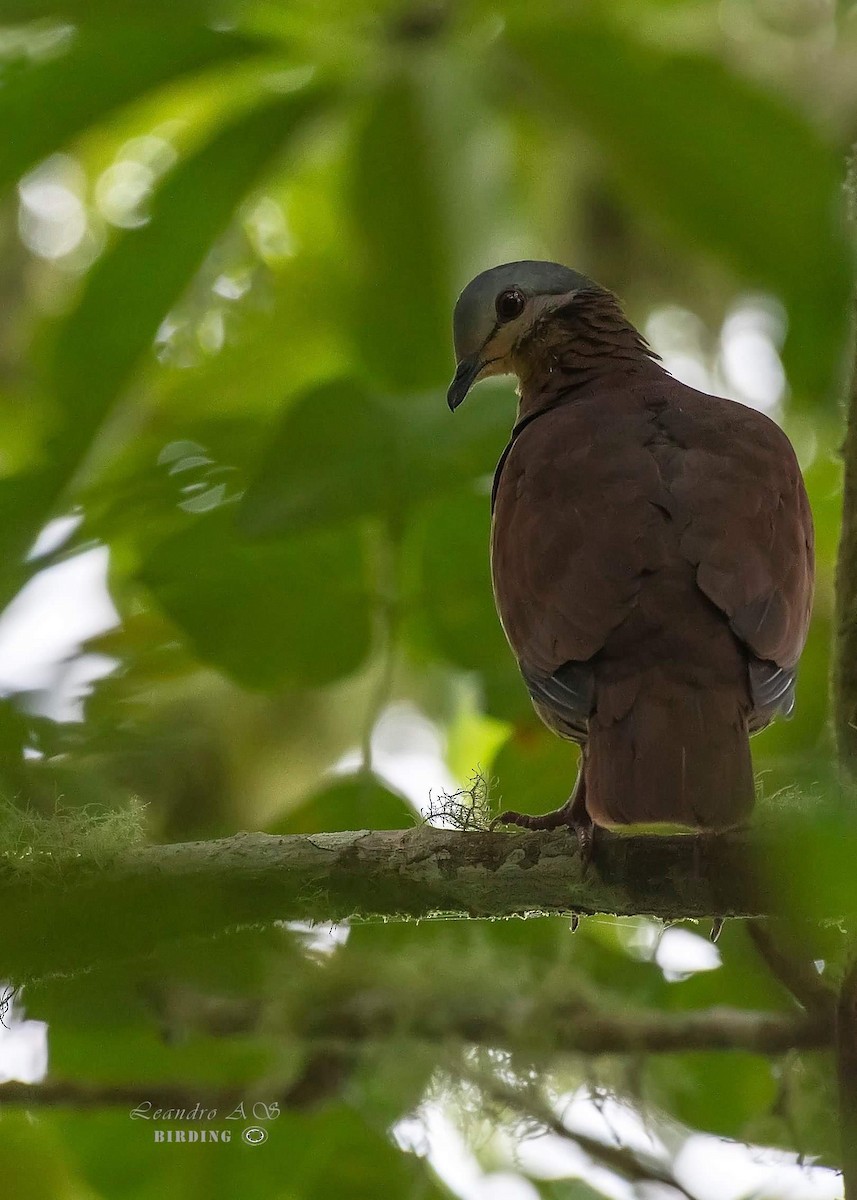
[495,287,526,323]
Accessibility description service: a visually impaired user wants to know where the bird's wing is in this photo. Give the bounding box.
[662,392,814,672]
[490,387,813,730]
[490,396,670,681]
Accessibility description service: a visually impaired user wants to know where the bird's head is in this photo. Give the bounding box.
[446,260,600,411]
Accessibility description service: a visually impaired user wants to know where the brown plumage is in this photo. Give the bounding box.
[447,261,813,850]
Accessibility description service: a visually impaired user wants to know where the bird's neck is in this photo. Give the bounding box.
[513,291,663,422]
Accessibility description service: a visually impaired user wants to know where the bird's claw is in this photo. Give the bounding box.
[490,805,596,873]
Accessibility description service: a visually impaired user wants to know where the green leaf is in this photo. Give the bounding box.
[27,940,281,1088]
[389,386,512,506]
[0,19,265,195]
[268,774,415,833]
[741,1054,839,1165]
[0,1116,78,1200]
[239,378,512,540]
[411,487,531,720]
[0,0,211,17]
[491,727,577,819]
[238,379,399,538]
[0,82,332,598]
[140,507,371,690]
[659,920,785,1015]
[411,488,499,673]
[760,808,857,925]
[507,18,852,400]
[647,1050,776,1138]
[51,81,331,490]
[349,73,452,390]
[22,1106,451,1200]
[541,1182,614,1200]
[269,1107,451,1200]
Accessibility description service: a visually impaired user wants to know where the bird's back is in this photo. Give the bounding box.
[490,377,813,828]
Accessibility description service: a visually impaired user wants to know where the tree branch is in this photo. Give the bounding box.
[0,1071,348,1113]
[0,825,784,980]
[4,821,857,982]
[305,1002,828,1058]
[0,1005,824,1124]
[162,980,827,1057]
[745,920,837,1021]
[469,1071,698,1199]
[0,1001,826,1114]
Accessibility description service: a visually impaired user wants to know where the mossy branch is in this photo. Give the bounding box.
[0,821,841,983]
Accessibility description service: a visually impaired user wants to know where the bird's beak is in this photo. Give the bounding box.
[447,355,483,412]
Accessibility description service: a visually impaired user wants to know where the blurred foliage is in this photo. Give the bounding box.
[0,0,855,1195]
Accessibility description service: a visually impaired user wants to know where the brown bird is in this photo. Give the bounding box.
[447,261,814,854]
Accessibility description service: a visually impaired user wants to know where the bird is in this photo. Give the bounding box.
[447,261,814,856]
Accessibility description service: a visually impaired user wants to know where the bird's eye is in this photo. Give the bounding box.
[495,287,526,323]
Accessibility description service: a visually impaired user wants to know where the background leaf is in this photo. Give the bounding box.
[140,507,372,689]
[349,73,451,391]
[507,17,852,401]
[0,81,333,592]
[0,19,266,193]
[268,774,415,833]
[239,379,399,537]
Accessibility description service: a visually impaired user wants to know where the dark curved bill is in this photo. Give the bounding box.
[447,356,483,411]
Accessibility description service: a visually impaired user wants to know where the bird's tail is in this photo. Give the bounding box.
[583,676,755,829]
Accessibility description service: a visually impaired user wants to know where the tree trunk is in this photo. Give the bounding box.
[831,154,857,1192]
[833,159,857,775]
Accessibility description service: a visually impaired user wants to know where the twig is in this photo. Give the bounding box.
[131,979,830,1058]
[746,920,837,1020]
[0,1063,349,1113]
[294,995,829,1058]
[469,1070,697,1199]
[0,1005,825,1117]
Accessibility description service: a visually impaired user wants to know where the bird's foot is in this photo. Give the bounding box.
[490,802,596,870]
[489,806,573,833]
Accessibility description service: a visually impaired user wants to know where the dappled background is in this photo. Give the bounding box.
[0,0,855,1195]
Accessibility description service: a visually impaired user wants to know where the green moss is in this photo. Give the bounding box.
[0,795,146,874]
